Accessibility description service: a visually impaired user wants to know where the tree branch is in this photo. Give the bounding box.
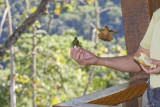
[83,66,95,95]
[0,7,9,39]
[100,7,121,13]
[35,30,47,35]
[79,0,86,5]
[0,0,50,61]
[6,0,16,106]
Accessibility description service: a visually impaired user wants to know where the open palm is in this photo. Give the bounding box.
[70,47,99,65]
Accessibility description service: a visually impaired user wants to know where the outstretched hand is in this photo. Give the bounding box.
[70,47,99,65]
[140,59,160,74]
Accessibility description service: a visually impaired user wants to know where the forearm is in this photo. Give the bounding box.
[96,55,142,72]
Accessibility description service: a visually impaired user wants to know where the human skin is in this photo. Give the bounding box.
[140,60,160,74]
[70,45,159,74]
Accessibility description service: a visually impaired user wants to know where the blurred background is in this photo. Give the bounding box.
[0,0,129,107]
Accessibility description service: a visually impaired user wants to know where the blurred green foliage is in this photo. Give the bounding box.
[0,0,3,5]
[0,0,127,106]
[0,29,128,106]
[0,0,123,44]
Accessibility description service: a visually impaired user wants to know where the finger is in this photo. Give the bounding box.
[70,47,73,58]
[71,47,76,58]
[75,48,83,60]
[140,64,150,74]
[150,59,160,65]
[147,67,160,74]
[152,70,160,74]
[140,64,160,74]
[78,49,84,65]
[79,49,84,60]
[72,46,79,58]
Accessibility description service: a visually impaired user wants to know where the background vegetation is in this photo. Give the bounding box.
[0,0,129,107]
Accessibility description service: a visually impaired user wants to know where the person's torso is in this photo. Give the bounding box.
[149,9,160,88]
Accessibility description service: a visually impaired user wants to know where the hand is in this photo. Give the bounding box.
[70,47,99,65]
[140,59,160,74]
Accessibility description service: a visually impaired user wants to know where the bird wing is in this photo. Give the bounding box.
[90,23,103,33]
[109,30,118,35]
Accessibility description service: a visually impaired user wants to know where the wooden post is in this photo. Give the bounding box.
[148,0,160,18]
[121,0,150,83]
[121,0,151,106]
[158,0,160,8]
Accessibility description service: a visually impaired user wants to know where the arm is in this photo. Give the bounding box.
[70,46,149,73]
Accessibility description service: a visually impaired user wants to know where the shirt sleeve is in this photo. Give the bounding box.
[140,13,157,49]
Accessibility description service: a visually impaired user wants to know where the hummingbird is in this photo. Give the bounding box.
[71,37,81,47]
[90,23,118,41]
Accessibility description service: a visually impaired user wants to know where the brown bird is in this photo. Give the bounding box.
[90,23,118,41]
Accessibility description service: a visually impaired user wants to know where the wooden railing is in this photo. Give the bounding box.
[53,79,148,107]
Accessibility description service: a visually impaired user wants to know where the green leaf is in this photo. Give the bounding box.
[55,2,61,9]
[35,21,41,28]
[30,7,37,13]
[28,26,33,32]
[66,4,74,12]
[0,0,2,5]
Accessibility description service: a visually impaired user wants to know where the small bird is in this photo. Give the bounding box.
[90,23,118,41]
[71,37,81,47]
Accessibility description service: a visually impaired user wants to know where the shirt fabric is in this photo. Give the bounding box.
[140,8,160,88]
